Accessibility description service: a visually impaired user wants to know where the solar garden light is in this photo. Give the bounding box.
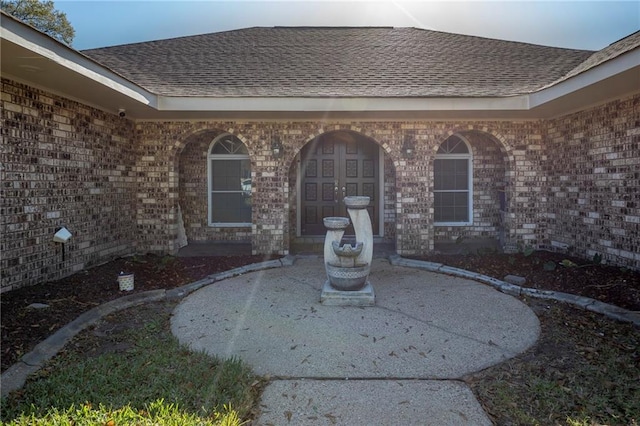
[53,226,72,243]
[53,226,72,261]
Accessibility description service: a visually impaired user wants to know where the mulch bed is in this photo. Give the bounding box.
[414,251,639,312]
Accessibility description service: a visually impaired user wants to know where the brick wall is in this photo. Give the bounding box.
[382,154,397,239]
[1,79,137,292]
[543,94,640,269]
[3,77,638,291]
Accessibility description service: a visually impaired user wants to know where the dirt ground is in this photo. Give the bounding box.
[2,251,639,372]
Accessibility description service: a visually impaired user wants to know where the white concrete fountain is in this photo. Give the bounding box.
[321,196,375,306]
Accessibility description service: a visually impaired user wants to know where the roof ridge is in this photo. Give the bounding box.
[272,25,395,29]
[82,26,270,52]
[607,30,640,47]
[84,26,594,54]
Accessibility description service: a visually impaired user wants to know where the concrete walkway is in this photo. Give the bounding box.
[171,256,540,425]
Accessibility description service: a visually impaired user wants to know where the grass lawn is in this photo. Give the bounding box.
[0,301,264,425]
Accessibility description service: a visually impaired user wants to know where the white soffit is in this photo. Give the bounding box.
[156,95,530,112]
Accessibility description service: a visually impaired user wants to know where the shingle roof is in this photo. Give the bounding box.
[82,27,594,98]
[543,30,640,89]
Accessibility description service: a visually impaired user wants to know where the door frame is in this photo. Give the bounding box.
[296,142,385,237]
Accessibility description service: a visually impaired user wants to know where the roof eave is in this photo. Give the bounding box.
[529,47,640,115]
[1,11,157,112]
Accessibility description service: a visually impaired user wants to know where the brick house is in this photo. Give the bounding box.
[2,12,639,291]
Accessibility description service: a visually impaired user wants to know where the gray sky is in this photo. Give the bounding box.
[56,0,640,51]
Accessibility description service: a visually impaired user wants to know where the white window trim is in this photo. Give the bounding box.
[207,136,252,228]
[434,138,473,227]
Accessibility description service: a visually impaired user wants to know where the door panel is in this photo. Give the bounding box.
[301,133,379,236]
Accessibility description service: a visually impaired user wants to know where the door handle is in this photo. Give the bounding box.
[342,187,346,198]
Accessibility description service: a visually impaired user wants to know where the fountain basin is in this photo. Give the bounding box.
[323,216,350,230]
[326,263,370,291]
[344,196,370,209]
[332,240,363,258]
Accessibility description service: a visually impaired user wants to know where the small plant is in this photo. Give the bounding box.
[516,243,535,257]
[143,318,163,333]
[128,255,148,264]
[543,261,557,271]
[560,254,603,269]
[561,259,579,268]
[155,255,176,272]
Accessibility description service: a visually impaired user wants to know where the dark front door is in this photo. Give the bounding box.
[300,132,379,235]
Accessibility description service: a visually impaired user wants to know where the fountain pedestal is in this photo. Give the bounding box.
[320,280,375,306]
[320,196,375,306]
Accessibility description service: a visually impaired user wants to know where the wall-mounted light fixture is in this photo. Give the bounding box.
[402,132,416,158]
[271,134,284,158]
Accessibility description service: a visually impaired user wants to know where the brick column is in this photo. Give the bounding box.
[502,129,546,252]
[394,129,432,255]
[251,134,290,255]
[133,125,177,254]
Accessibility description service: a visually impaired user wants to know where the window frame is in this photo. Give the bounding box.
[207,134,252,228]
[433,136,473,226]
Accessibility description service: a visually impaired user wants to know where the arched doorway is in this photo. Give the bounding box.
[298,131,382,236]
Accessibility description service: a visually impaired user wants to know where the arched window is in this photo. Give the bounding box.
[434,135,472,225]
[208,134,251,226]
